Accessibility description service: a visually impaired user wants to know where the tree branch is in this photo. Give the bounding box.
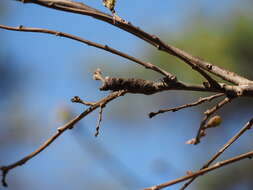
[180,117,253,189]
[92,68,226,95]
[0,24,174,79]
[4,24,250,97]
[143,150,253,190]
[149,93,224,118]
[0,90,127,187]
[1,1,253,189]
[95,105,104,137]
[15,0,253,85]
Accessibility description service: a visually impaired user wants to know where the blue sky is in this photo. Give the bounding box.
[1,0,252,190]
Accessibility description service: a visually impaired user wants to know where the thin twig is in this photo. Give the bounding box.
[180,117,253,190]
[0,90,127,187]
[143,150,253,190]
[71,96,95,106]
[0,24,174,79]
[194,97,232,144]
[191,65,221,89]
[71,95,105,137]
[149,93,224,118]
[95,105,104,137]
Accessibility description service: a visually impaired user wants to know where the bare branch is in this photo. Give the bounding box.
[95,106,104,137]
[0,24,174,79]
[1,1,253,189]
[149,93,224,118]
[143,150,253,190]
[92,69,253,99]
[71,94,105,137]
[180,117,253,189]
[71,96,95,106]
[0,90,127,187]
[15,0,253,85]
[92,69,227,95]
[191,65,221,89]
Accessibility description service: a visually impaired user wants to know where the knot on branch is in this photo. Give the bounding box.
[100,77,161,94]
[93,69,164,95]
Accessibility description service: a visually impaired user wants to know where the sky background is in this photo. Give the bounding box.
[0,0,252,190]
